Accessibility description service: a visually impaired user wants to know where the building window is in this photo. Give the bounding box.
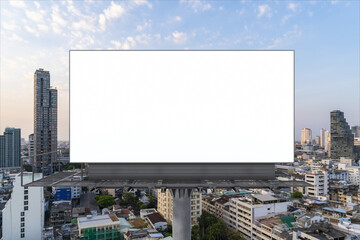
[24,206,28,211]
[24,201,28,205]
[21,223,25,227]
[21,234,25,238]
[24,190,28,194]
[21,217,25,222]
[21,228,25,232]
[21,212,24,216]
[24,196,28,200]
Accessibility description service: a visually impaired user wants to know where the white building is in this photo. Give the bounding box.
[320,128,326,148]
[324,130,331,154]
[301,128,312,145]
[2,173,44,240]
[224,194,291,239]
[345,166,360,185]
[305,171,328,197]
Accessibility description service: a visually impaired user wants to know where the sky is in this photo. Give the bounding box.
[0,0,359,141]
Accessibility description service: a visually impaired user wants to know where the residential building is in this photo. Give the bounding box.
[0,128,21,168]
[324,130,331,154]
[320,128,326,148]
[77,214,122,240]
[50,201,72,227]
[146,212,167,231]
[34,68,57,173]
[330,110,355,160]
[315,136,320,146]
[301,128,312,145]
[53,186,82,200]
[157,189,201,225]
[2,173,44,239]
[225,194,292,239]
[305,171,328,197]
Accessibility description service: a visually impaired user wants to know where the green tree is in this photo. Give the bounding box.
[291,191,303,198]
[96,195,115,208]
[204,221,228,240]
[191,225,200,240]
[23,164,32,172]
[227,228,246,240]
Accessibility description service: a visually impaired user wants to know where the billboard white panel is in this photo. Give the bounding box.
[70,51,294,163]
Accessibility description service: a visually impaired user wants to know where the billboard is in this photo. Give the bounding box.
[70,51,294,163]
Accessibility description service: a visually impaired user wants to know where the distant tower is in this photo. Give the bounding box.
[351,126,360,138]
[320,128,326,148]
[0,128,21,168]
[301,128,312,145]
[29,134,34,165]
[34,69,57,173]
[330,110,355,159]
[324,130,331,154]
[315,136,320,146]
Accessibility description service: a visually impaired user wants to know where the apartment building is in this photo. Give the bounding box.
[2,173,44,240]
[305,171,328,198]
[77,214,122,240]
[157,189,201,225]
[224,194,292,240]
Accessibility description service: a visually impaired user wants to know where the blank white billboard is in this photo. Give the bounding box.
[70,51,294,163]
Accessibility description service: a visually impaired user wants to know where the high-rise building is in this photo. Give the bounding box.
[351,126,360,138]
[28,133,34,165]
[2,173,44,239]
[315,136,320,146]
[0,128,21,168]
[301,128,312,145]
[324,130,331,154]
[330,110,355,160]
[320,128,326,148]
[34,69,57,173]
[157,189,201,225]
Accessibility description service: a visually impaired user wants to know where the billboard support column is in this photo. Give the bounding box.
[170,188,193,240]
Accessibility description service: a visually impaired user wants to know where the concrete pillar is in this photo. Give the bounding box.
[170,188,193,240]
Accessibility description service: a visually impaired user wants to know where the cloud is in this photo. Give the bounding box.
[267,28,302,49]
[10,33,28,43]
[132,0,152,9]
[9,0,27,8]
[34,1,40,9]
[104,1,125,20]
[136,19,151,31]
[99,14,106,31]
[135,33,151,45]
[122,36,136,50]
[181,0,212,13]
[287,3,298,12]
[25,10,45,23]
[110,40,122,49]
[258,4,271,18]
[2,22,18,31]
[174,16,182,22]
[331,0,338,4]
[25,25,40,37]
[172,31,187,44]
[37,24,49,32]
[51,5,67,34]
[282,14,292,23]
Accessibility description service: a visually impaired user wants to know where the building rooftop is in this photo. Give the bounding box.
[252,194,278,202]
[78,214,119,229]
[147,212,167,224]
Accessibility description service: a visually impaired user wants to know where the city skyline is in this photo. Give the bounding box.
[0,0,359,141]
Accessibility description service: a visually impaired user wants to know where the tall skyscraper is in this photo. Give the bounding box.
[320,128,326,148]
[34,69,57,173]
[315,136,320,146]
[301,128,312,145]
[324,130,331,154]
[330,110,355,159]
[0,128,21,168]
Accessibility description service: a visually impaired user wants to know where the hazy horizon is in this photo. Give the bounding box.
[1,0,359,141]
